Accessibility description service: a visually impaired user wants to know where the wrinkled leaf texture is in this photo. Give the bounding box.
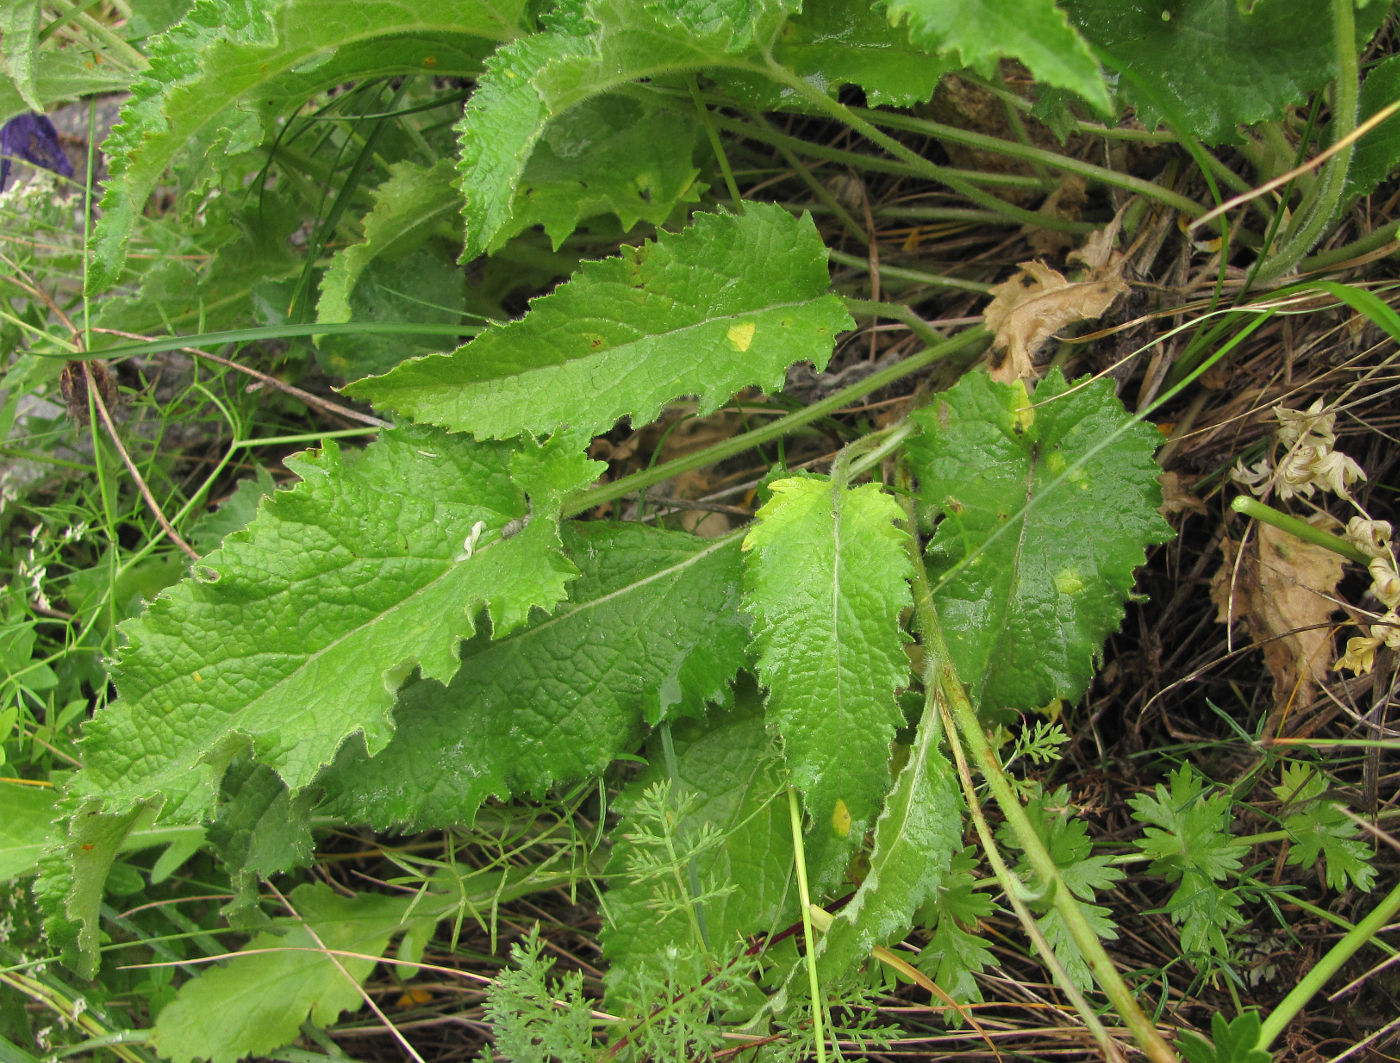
[907,369,1172,718]
[743,475,913,891]
[73,426,599,824]
[320,522,750,829]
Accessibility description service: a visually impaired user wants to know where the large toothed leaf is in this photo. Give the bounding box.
[349,205,852,439]
[86,0,523,291]
[601,694,795,1005]
[1063,0,1389,145]
[319,522,749,829]
[883,0,1109,113]
[492,93,704,251]
[743,475,913,891]
[453,0,794,258]
[907,370,1172,718]
[72,426,600,824]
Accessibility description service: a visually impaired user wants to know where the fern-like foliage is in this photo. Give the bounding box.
[1129,765,1247,962]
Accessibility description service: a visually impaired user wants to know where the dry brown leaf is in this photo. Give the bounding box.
[1210,522,1344,727]
[1158,471,1208,518]
[983,258,1129,382]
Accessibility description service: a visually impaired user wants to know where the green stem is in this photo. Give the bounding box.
[787,788,827,1063]
[688,76,744,206]
[906,561,1176,1060]
[1230,496,1371,565]
[563,327,989,518]
[830,251,993,295]
[842,298,948,348]
[1256,0,1359,281]
[852,107,1210,219]
[1258,875,1400,1050]
[755,64,1089,232]
[1299,219,1400,272]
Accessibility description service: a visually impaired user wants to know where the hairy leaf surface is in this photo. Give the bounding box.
[492,93,704,250]
[743,475,912,890]
[907,369,1171,717]
[320,522,749,829]
[601,696,794,1004]
[351,205,851,438]
[87,0,521,290]
[73,426,598,823]
[884,0,1109,113]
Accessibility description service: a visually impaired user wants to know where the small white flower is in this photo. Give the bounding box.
[1346,518,1392,559]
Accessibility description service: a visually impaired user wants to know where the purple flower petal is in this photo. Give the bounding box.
[0,113,75,192]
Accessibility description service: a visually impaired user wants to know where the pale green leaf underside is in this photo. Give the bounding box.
[152,884,421,1063]
[907,369,1171,717]
[453,0,791,258]
[883,0,1110,113]
[87,0,521,291]
[0,781,58,879]
[315,158,462,327]
[602,696,795,1005]
[0,0,44,112]
[771,0,954,107]
[319,522,749,829]
[742,475,913,890]
[350,205,852,439]
[73,426,599,823]
[491,92,704,252]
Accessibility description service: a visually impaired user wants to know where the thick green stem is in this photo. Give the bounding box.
[1258,875,1400,1050]
[1231,496,1371,565]
[905,553,1177,1061]
[564,327,989,518]
[1256,0,1359,281]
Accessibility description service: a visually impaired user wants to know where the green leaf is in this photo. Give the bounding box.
[907,369,1172,718]
[72,426,599,824]
[87,0,522,291]
[882,0,1109,113]
[209,761,317,913]
[151,883,426,1063]
[811,714,962,987]
[769,0,955,107]
[0,781,58,880]
[0,0,44,112]
[1064,0,1390,145]
[0,51,133,125]
[350,205,852,439]
[315,250,468,379]
[452,0,795,258]
[997,784,1123,990]
[1177,1010,1271,1063]
[320,522,749,829]
[1344,53,1400,201]
[601,695,794,1003]
[315,158,462,328]
[1273,762,1376,892]
[743,474,913,889]
[33,805,144,979]
[914,847,997,1011]
[1130,765,1247,960]
[493,93,705,250]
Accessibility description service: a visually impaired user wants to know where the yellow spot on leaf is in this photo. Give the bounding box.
[193,672,201,682]
[726,321,756,352]
[832,799,852,837]
[1055,569,1084,595]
